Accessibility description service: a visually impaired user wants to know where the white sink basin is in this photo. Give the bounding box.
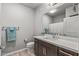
[43,34,52,38]
[42,34,58,40]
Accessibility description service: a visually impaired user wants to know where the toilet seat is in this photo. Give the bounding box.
[26,42,34,48]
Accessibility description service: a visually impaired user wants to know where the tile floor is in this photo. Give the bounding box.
[9,49,35,56]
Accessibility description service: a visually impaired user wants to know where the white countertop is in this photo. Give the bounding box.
[33,36,79,53]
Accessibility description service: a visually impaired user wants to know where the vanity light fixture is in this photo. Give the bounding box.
[49,9,57,14]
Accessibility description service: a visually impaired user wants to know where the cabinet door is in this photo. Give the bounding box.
[39,43,47,56]
[39,40,57,56]
[34,39,39,56]
[46,45,57,56]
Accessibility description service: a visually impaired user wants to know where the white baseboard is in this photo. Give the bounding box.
[3,48,28,56]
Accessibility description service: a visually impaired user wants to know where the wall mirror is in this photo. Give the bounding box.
[42,3,79,38]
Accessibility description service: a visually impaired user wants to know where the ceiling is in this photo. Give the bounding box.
[21,3,43,9]
[46,3,74,17]
[21,3,74,16]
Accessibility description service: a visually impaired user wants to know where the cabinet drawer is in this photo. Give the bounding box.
[58,48,78,56]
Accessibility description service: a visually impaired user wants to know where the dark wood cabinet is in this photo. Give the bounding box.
[38,40,57,56]
[39,43,47,56]
[34,39,39,56]
[34,38,78,56]
[34,39,57,56]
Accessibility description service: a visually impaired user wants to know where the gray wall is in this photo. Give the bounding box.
[53,14,65,23]
[0,3,2,55]
[42,15,54,32]
[42,13,65,34]
[1,3,35,50]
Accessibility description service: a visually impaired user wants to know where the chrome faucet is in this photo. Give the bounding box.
[53,33,59,39]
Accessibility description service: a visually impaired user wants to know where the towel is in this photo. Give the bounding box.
[6,27,16,42]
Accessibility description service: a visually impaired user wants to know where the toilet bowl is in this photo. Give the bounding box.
[26,42,34,48]
[24,39,34,49]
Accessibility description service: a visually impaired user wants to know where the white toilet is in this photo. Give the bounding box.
[24,39,34,50]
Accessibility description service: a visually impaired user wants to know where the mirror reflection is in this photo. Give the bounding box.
[42,3,79,38]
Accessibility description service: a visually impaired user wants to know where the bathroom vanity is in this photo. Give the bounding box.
[34,38,57,56]
[38,3,79,56]
[34,36,79,56]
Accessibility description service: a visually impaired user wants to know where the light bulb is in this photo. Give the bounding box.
[49,9,57,13]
